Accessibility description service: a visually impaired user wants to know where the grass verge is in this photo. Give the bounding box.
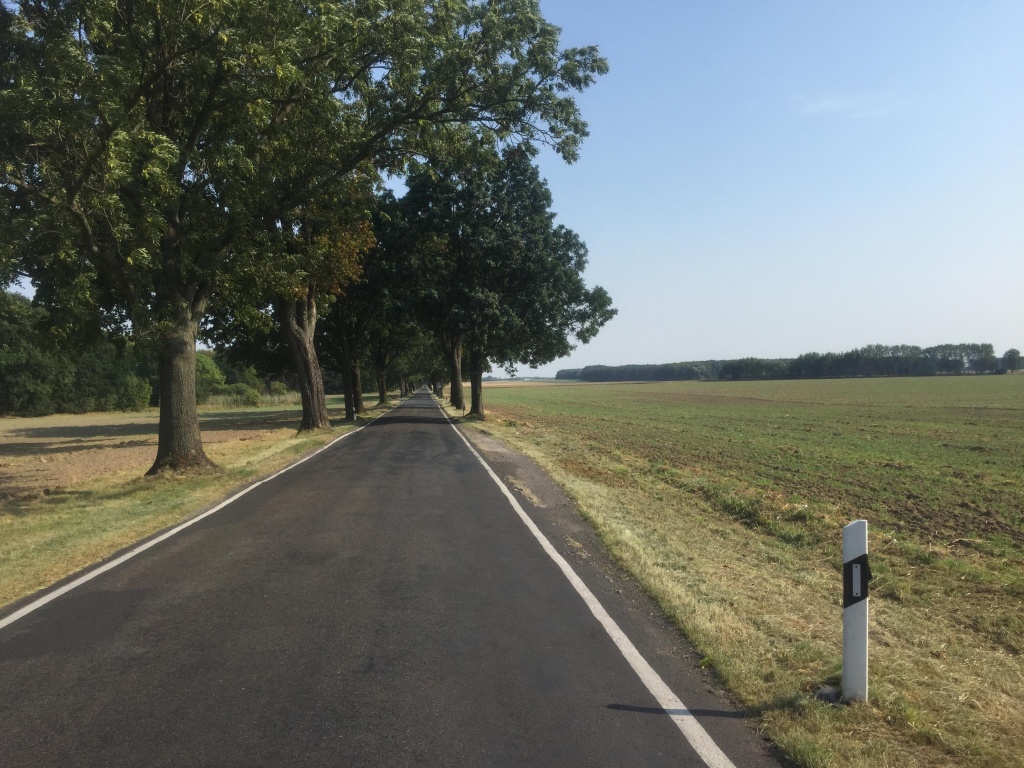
[447,377,1024,768]
[0,396,392,611]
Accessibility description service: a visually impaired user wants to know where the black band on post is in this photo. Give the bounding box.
[843,554,871,608]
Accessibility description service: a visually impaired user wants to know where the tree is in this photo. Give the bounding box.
[399,154,498,410]
[214,173,375,430]
[1003,348,1021,373]
[462,150,615,417]
[390,328,448,398]
[2,0,607,473]
[399,146,615,417]
[2,1,333,471]
[0,291,68,415]
[967,344,998,374]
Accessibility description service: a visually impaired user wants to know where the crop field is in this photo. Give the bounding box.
[465,376,1024,768]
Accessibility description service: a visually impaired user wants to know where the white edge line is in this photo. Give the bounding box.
[0,405,396,632]
[439,401,736,768]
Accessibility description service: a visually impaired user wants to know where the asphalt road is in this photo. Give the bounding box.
[0,392,780,767]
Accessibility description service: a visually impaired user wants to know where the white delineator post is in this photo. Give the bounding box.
[842,519,870,702]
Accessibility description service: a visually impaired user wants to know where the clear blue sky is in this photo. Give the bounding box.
[526,0,1024,376]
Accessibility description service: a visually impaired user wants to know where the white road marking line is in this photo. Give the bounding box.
[440,402,737,768]
[0,406,396,631]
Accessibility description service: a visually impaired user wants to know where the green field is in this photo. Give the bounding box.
[467,376,1024,768]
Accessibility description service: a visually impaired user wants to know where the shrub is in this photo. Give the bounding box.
[115,375,153,411]
[216,358,264,391]
[220,383,261,407]
[195,353,226,404]
[268,381,289,396]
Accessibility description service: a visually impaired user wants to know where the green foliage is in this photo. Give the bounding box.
[0,291,152,415]
[398,146,615,374]
[196,353,262,406]
[3,0,607,461]
[0,347,69,417]
[214,356,264,393]
[115,374,153,411]
[217,383,262,408]
[1003,348,1021,372]
[194,353,226,405]
[0,292,64,415]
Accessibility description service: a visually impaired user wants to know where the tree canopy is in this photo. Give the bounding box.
[397,145,614,414]
[2,0,609,472]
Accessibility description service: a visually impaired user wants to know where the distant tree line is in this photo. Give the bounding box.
[1,289,302,416]
[557,344,1022,383]
[0,291,151,416]
[556,361,720,382]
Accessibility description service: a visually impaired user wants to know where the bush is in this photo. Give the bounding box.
[268,381,289,396]
[216,358,264,391]
[115,375,153,411]
[220,383,261,407]
[195,353,226,404]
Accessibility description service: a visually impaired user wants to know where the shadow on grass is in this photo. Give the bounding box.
[0,478,163,515]
[0,437,156,458]
[3,422,158,444]
[0,401,357,458]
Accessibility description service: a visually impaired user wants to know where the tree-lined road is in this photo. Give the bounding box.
[0,394,777,767]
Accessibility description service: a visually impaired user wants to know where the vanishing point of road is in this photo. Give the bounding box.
[0,392,779,767]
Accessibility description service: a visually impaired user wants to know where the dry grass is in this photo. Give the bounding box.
[0,395,381,610]
[451,378,1024,768]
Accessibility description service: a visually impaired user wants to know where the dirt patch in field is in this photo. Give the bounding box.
[0,407,308,504]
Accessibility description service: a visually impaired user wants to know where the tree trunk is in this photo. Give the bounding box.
[444,333,464,410]
[338,336,356,421]
[376,370,390,406]
[148,301,215,475]
[278,293,331,431]
[374,348,391,406]
[341,369,355,421]
[469,348,485,418]
[352,365,364,413]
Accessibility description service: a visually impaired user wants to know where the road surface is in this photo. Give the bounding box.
[0,392,779,767]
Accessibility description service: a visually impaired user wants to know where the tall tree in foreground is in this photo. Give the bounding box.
[2,0,607,473]
[2,1,342,471]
